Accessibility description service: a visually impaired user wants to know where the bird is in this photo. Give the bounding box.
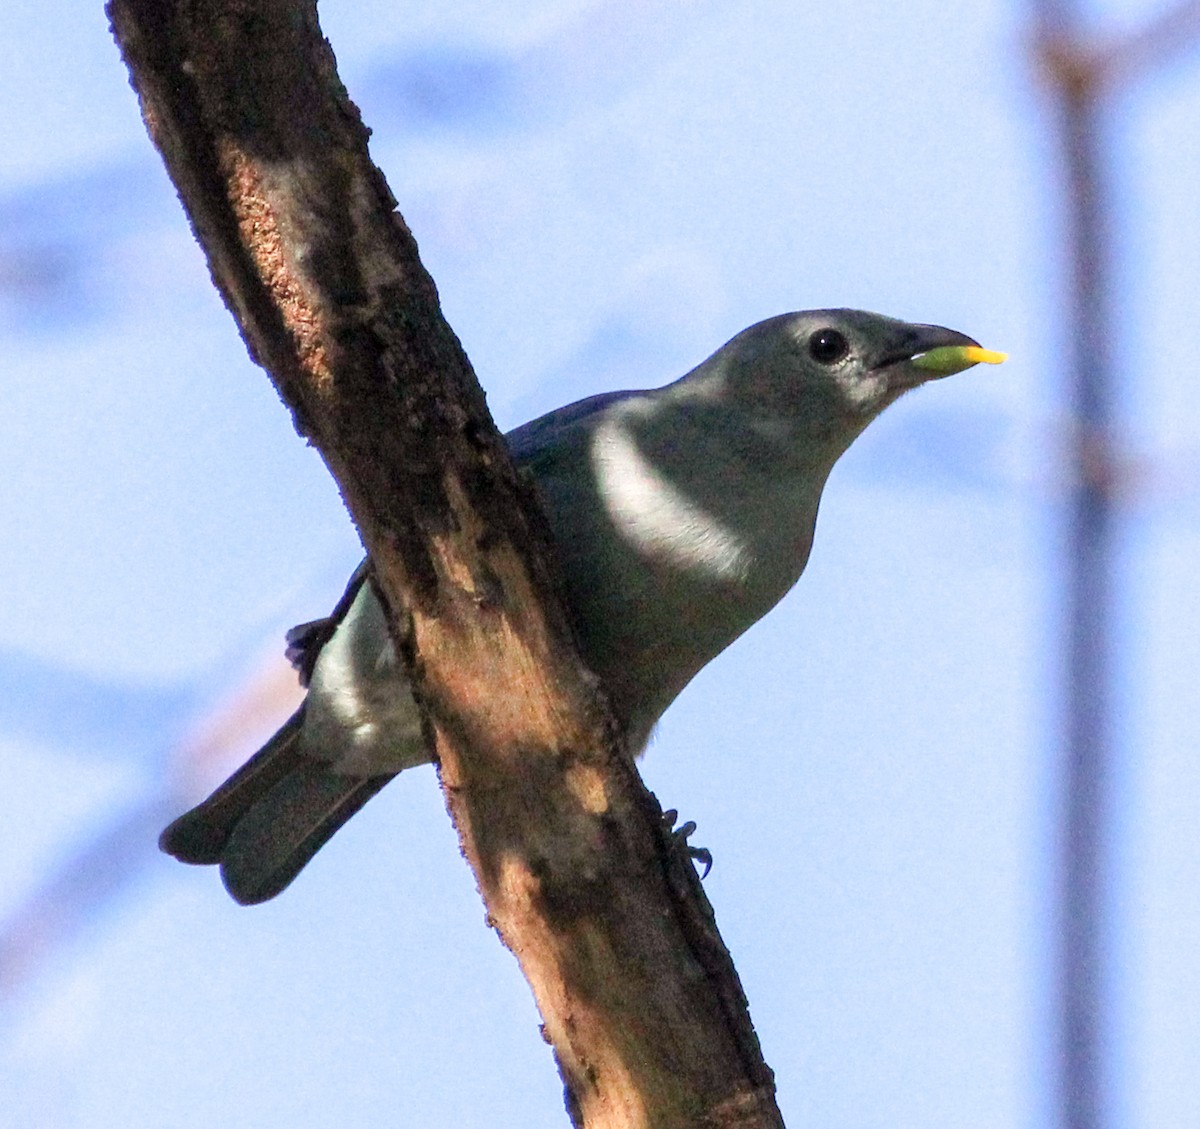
[160,308,1003,905]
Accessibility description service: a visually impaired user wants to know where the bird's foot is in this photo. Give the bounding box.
[662,809,712,878]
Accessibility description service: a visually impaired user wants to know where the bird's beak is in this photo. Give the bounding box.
[873,323,1006,386]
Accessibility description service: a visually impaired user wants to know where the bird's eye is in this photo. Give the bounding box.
[807,328,850,365]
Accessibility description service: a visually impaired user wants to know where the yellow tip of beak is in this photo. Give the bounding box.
[911,345,1008,375]
[961,346,1008,365]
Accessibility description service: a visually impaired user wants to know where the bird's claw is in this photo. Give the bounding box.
[662,809,713,878]
[687,843,713,879]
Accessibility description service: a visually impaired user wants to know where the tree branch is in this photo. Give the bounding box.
[107,2,782,1125]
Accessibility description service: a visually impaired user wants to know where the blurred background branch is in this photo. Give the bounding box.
[1031,4,1200,1126]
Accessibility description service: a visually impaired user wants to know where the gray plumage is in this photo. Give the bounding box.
[161,308,983,903]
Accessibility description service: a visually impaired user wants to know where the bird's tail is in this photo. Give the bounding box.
[160,706,391,905]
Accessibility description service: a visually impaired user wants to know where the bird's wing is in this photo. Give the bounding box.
[505,390,632,467]
[284,559,371,687]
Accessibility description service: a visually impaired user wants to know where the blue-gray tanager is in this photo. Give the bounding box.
[161,309,1003,904]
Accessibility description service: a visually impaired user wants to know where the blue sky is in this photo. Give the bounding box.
[2,1,1199,1126]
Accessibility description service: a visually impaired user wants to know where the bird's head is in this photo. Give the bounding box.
[687,308,1003,458]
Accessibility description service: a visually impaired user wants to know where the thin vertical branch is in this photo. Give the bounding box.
[1058,81,1116,1129]
[1033,6,1117,1128]
[1034,5,1200,1124]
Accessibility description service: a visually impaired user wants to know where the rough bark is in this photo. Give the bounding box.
[106,2,783,1125]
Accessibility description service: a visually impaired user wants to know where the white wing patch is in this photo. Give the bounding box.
[591,408,752,582]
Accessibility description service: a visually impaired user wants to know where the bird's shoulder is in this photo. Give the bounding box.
[504,390,639,473]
